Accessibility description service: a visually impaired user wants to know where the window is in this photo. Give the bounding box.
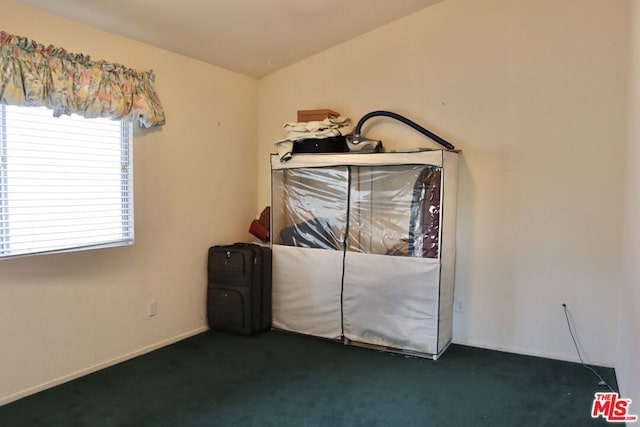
[0,105,133,259]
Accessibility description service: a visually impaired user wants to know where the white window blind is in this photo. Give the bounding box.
[0,105,134,259]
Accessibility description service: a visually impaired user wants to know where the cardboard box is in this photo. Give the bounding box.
[297,109,340,122]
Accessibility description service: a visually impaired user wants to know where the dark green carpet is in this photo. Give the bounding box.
[0,330,618,426]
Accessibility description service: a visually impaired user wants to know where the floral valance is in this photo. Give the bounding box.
[0,31,165,128]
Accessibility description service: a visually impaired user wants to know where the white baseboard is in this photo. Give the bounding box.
[452,338,615,369]
[0,326,209,407]
[2,330,615,407]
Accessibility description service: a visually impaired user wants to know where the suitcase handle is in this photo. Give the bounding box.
[354,110,455,150]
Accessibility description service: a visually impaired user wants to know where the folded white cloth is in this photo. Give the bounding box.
[284,127,353,141]
[284,116,351,132]
[274,116,353,162]
[283,116,353,141]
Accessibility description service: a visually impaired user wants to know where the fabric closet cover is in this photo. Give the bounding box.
[270,151,452,355]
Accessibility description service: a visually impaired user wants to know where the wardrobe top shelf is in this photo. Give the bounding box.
[270,150,459,170]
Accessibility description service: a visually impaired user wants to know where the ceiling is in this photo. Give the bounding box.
[16,0,443,78]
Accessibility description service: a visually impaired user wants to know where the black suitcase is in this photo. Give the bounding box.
[292,136,349,153]
[207,243,272,335]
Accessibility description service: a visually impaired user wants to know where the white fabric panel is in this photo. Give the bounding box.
[437,151,459,350]
[271,245,343,339]
[342,251,441,355]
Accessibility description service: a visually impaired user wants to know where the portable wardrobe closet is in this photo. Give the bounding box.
[270,149,459,359]
[270,111,459,358]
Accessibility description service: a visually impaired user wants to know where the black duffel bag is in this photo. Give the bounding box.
[292,136,348,154]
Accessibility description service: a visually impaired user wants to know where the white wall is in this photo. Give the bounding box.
[258,0,628,366]
[618,0,640,407]
[2,0,634,408]
[0,1,258,404]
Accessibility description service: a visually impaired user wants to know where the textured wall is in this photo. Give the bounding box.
[0,1,258,404]
[258,0,628,367]
[618,0,640,408]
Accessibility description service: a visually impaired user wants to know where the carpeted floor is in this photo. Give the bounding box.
[0,330,618,426]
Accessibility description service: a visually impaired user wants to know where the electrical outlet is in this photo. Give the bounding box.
[454,298,464,313]
[147,300,157,317]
